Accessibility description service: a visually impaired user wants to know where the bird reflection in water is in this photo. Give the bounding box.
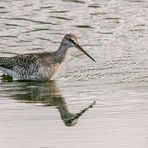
[5,79,95,126]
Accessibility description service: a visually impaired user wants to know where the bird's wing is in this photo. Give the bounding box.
[0,54,40,75]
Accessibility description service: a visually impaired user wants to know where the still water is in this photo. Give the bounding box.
[0,0,148,147]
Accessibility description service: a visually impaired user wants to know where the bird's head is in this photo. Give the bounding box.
[62,34,95,62]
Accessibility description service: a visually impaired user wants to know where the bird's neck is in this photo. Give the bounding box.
[55,43,69,63]
[58,42,69,53]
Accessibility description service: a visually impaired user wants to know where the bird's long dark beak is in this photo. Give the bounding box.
[73,42,95,62]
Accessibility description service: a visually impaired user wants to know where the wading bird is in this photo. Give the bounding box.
[0,34,95,81]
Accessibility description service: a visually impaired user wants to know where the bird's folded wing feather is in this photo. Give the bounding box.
[0,54,40,74]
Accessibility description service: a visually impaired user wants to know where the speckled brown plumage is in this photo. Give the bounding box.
[0,34,95,81]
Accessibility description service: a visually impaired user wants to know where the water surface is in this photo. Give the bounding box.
[0,0,148,148]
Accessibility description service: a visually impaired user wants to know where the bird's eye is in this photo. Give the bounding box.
[68,38,72,41]
[70,38,75,42]
[67,38,75,44]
